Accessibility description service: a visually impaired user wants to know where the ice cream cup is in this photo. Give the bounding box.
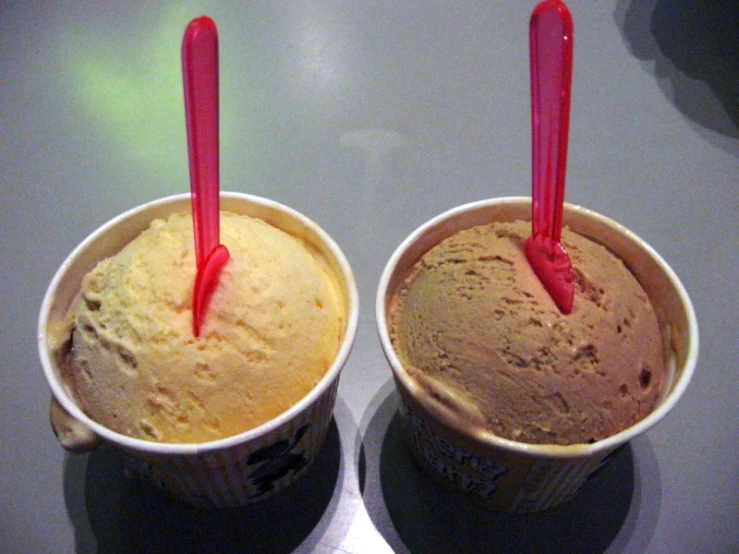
[39,192,359,508]
[376,197,698,512]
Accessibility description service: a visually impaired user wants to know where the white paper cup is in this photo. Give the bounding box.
[39,193,359,507]
[376,197,698,512]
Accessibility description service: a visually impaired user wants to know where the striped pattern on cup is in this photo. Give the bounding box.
[120,376,340,508]
[395,378,615,513]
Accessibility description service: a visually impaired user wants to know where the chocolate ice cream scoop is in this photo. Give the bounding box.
[389,220,666,445]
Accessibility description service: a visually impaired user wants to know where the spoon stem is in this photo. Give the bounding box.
[183,16,229,336]
[530,0,573,248]
[525,0,575,315]
[183,16,220,268]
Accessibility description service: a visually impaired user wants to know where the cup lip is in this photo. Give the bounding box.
[376,196,699,459]
[38,192,359,456]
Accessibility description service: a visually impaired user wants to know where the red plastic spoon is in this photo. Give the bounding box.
[524,0,575,315]
[182,16,230,336]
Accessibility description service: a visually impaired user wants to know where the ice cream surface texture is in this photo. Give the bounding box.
[389,220,665,445]
[59,211,344,443]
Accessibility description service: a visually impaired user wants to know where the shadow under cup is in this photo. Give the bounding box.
[376,197,698,513]
[38,193,359,508]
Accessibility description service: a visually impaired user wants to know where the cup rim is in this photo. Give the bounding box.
[376,196,699,459]
[38,192,359,456]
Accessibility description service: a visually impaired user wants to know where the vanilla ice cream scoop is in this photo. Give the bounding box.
[389,220,665,445]
[57,211,344,443]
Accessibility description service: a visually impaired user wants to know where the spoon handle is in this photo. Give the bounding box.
[530,0,573,245]
[182,16,220,268]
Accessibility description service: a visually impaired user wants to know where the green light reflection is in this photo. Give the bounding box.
[58,4,205,194]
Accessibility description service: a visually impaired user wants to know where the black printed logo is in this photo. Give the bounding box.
[246,423,311,497]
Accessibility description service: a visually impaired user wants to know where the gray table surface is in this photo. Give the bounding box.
[2,2,737,553]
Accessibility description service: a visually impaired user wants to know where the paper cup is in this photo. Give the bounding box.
[376,197,698,512]
[39,193,359,508]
